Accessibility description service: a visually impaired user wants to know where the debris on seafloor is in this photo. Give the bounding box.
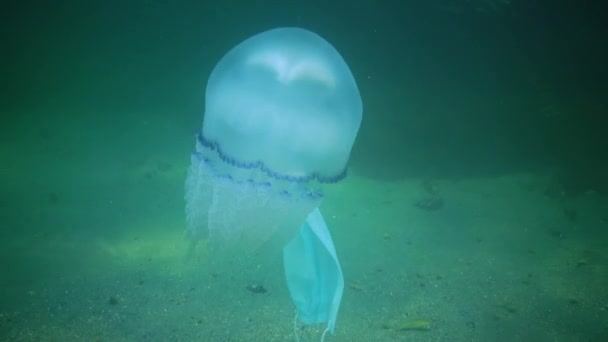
[246,284,267,294]
[421,179,439,196]
[383,319,432,331]
[413,197,444,211]
[497,302,518,314]
[107,296,119,305]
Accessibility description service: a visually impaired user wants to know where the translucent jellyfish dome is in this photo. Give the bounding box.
[201,27,362,182]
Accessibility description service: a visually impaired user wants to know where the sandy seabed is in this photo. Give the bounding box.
[1,112,607,341]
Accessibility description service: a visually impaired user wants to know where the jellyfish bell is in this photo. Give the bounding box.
[207,29,360,176]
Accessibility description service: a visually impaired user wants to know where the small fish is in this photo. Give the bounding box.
[348,282,364,291]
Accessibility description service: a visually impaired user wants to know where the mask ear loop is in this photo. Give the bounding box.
[320,326,329,342]
[293,311,330,342]
[293,310,300,342]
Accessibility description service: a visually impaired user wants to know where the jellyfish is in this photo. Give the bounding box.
[185,27,362,338]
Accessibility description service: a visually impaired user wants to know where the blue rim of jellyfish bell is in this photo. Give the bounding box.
[197,132,347,184]
[194,150,324,201]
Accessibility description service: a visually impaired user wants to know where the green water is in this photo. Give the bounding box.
[1,1,607,341]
